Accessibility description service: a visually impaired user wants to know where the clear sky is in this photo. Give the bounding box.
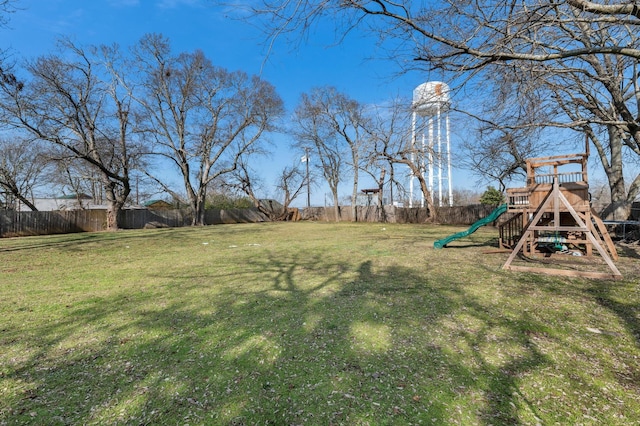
[3,0,475,206]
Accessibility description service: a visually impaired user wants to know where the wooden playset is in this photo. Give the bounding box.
[498,152,621,279]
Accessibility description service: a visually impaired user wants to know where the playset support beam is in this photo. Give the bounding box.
[502,175,622,279]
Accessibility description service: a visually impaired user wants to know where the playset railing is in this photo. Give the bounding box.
[506,188,530,209]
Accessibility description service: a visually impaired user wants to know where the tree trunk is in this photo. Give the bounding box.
[103,176,129,231]
[105,203,120,231]
[598,127,638,220]
[331,187,340,222]
[416,174,436,221]
[192,197,206,226]
[600,201,632,221]
[377,169,386,222]
[351,161,358,222]
[600,171,640,220]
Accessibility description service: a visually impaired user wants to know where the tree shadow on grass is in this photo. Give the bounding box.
[588,281,640,348]
[0,247,597,425]
[616,242,640,260]
[0,227,203,254]
[0,232,105,253]
[436,235,502,250]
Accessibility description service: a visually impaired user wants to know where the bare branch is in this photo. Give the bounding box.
[565,0,640,20]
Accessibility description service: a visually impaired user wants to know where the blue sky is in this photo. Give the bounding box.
[3,0,475,206]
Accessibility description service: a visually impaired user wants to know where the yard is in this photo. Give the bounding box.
[1,222,639,425]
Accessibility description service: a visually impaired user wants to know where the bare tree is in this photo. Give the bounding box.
[0,0,17,65]
[359,142,388,209]
[328,90,368,221]
[250,0,640,72]
[0,137,48,210]
[252,0,640,219]
[131,34,284,226]
[0,1,26,200]
[222,159,261,210]
[275,164,307,217]
[539,52,640,220]
[366,98,436,217]
[551,71,640,219]
[451,188,480,206]
[292,87,367,221]
[463,11,640,219]
[0,39,142,230]
[292,87,349,221]
[231,158,309,220]
[47,153,106,205]
[458,62,554,191]
[461,117,551,192]
[361,143,405,208]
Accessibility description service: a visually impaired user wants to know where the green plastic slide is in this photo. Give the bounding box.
[434,203,508,249]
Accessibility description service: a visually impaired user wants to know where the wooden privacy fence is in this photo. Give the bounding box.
[1,204,499,237]
[435,204,497,225]
[119,209,192,229]
[304,205,496,224]
[0,208,271,237]
[0,210,106,237]
[304,206,433,223]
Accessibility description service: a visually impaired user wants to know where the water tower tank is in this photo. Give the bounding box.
[412,81,450,116]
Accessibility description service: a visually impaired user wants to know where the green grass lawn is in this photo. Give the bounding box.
[1,222,639,425]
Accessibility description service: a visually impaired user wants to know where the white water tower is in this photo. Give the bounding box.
[409,82,453,207]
